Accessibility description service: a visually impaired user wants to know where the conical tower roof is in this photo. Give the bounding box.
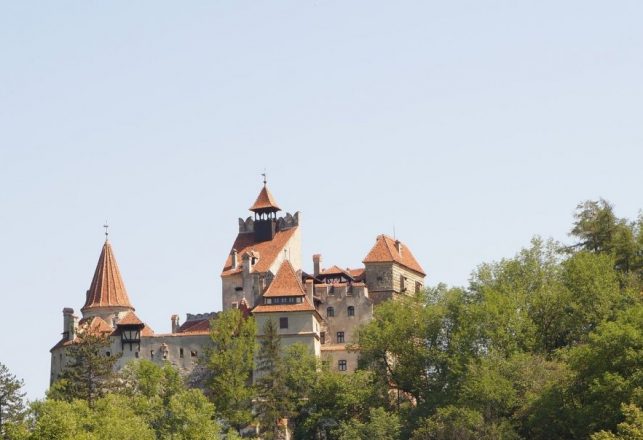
[82,240,134,312]
[249,184,281,212]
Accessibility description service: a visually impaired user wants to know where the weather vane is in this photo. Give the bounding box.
[103,222,109,241]
[262,169,267,185]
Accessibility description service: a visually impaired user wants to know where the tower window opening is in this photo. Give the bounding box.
[347,306,355,317]
[338,360,347,371]
[180,348,184,358]
[336,331,345,343]
[327,307,335,317]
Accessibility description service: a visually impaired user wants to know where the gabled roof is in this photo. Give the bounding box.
[116,311,144,326]
[78,316,113,334]
[177,319,211,335]
[82,241,134,312]
[250,184,281,212]
[320,265,354,279]
[362,235,426,276]
[263,260,305,297]
[221,227,298,276]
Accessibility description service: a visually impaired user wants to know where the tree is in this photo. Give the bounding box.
[206,308,256,432]
[410,405,518,440]
[591,404,643,440]
[336,407,400,440]
[0,362,26,440]
[255,318,289,440]
[292,365,388,440]
[49,330,120,407]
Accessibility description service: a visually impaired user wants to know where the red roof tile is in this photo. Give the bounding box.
[250,185,281,212]
[263,260,305,297]
[178,319,211,334]
[221,227,298,276]
[78,316,113,334]
[82,241,134,312]
[252,302,316,313]
[116,311,144,326]
[320,265,353,278]
[362,235,426,276]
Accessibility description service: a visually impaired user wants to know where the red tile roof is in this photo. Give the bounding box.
[178,319,211,334]
[82,241,134,312]
[349,268,365,279]
[320,265,353,278]
[221,227,298,276]
[116,311,144,326]
[263,260,305,297]
[250,185,281,212]
[362,235,426,276]
[78,316,113,334]
[252,302,316,313]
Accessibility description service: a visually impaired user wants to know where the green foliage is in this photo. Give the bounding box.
[116,360,221,439]
[293,368,388,440]
[255,318,289,440]
[51,331,120,407]
[410,405,518,440]
[29,395,155,440]
[207,309,256,432]
[336,407,400,440]
[0,362,26,439]
[591,404,643,440]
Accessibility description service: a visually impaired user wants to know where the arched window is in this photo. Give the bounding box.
[347,306,355,317]
[327,307,335,317]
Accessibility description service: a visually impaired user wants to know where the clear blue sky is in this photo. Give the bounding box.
[1,1,641,400]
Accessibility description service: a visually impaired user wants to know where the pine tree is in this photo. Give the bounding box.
[255,318,289,440]
[0,362,26,440]
[206,309,256,433]
[50,329,120,407]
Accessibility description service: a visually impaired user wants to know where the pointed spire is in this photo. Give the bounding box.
[249,184,281,212]
[82,241,134,312]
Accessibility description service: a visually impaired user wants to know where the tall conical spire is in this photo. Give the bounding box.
[81,240,134,313]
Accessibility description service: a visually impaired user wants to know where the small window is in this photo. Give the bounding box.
[191,350,198,358]
[106,351,111,357]
[150,350,154,359]
[400,275,407,292]
[347,306,355,317]
[338,360,347,371]
[377,276,383,282]
[234,287,243,291]
[320,331,326,344]
[336,331,345,343]
[231,301,239,308]
[180,348,184,358]
[327,307,335,317]
[135,351,139,358]
[279,317,289,329]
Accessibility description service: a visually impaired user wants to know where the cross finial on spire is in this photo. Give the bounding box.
[103,222,109,241]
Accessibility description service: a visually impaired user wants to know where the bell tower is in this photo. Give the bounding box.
[249,177,281,242]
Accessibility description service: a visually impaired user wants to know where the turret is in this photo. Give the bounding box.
[249,182,281,242]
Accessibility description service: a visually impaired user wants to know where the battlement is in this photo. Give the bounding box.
[238,211,300,234]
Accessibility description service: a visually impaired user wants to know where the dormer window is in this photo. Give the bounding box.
[120,326,142,351]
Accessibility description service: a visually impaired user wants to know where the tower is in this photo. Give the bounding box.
[81,239,135,324]
[249,183,281,242]
[221,182,302,311]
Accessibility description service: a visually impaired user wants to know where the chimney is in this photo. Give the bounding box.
[62,308,76,341]
[395,240,403,256]
[305,279,314,305]
[313,254,322,277]
[171,314,180,333]
[231,249,238,270]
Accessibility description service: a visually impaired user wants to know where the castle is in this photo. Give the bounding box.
[50,182,426,382]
